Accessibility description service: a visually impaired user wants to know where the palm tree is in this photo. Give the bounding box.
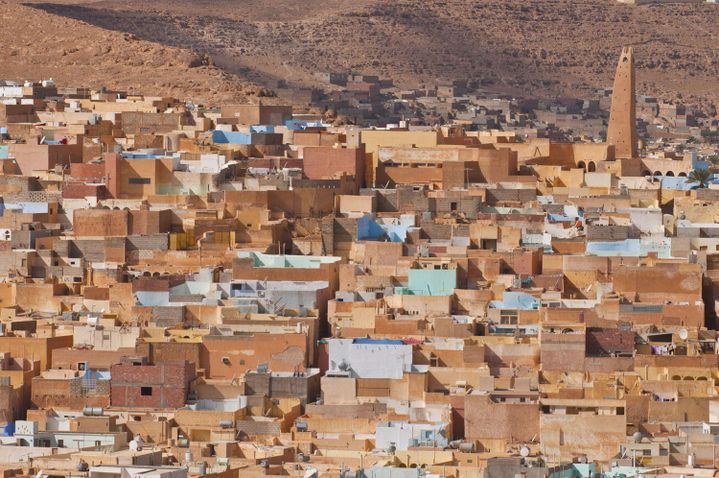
[687,168,712,188]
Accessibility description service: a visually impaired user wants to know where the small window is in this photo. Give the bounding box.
[95,440,101,448]
[128,177,151,185]
[141,386,153,396]
[58,439,64,447]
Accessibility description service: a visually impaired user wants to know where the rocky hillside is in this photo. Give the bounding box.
[8,0,719,107]
[0,1,266,104]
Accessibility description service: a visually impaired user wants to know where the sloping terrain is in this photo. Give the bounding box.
[0,1,264,105]
[7,0,719,106]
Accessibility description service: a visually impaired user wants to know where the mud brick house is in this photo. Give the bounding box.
[31,368,111,409]
[302,145,365,192]
[110,357,195,409]
[9,142,83,176]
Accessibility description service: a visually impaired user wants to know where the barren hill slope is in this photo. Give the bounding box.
[0,1,267,104]
[8,0,719,106]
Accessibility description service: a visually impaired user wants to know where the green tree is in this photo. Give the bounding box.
[687,168,712,188]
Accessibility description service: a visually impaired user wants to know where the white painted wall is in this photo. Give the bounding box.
[328,339,412,379]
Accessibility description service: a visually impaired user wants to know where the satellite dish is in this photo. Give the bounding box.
[520,446,530,457]
[679,328,689,340]
[632,432,643,443]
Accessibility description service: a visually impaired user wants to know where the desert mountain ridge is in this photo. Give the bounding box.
[3,0,719,109]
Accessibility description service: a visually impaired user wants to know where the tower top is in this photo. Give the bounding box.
[606,46,637,160]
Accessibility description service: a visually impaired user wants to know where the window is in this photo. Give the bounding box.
[58,439,64,447]
[140,386,153,396]
[128,177,151,185]
[95,441,102,448]
[500,311,518,325]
